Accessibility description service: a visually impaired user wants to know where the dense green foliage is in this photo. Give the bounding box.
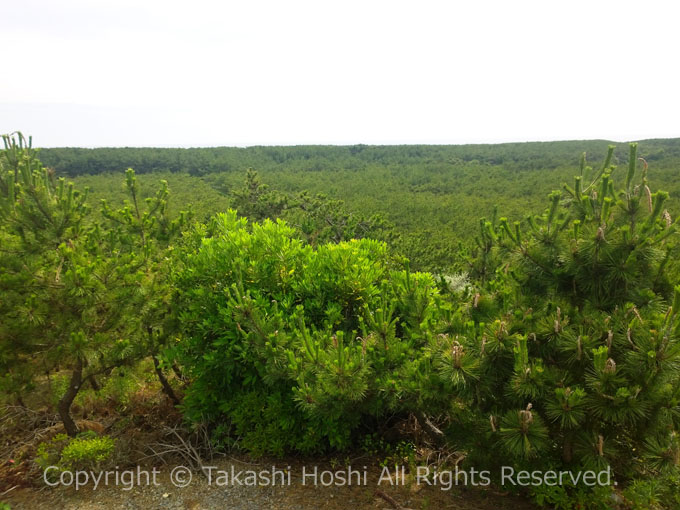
[172,211,448,455]
[51,139,680,271]
[3,134,680,508]
[36,432,116,476]
[450,144,680,478]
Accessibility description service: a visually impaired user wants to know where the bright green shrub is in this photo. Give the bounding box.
[60,434,116,470]
[36,432,115,478]
[172,211,453,455]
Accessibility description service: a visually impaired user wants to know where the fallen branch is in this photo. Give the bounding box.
[375,488,415,510]
[1,485,18,497]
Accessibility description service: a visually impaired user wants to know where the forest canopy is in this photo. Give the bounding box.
[40,138,680,273]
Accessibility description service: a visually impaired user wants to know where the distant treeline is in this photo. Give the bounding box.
[38,139,680,177]
[51,138,680,272]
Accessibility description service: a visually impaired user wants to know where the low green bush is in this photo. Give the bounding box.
[36,432,116,479]
[60,433,116,470]
[172,211,454,455]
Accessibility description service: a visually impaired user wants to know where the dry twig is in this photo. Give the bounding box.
[375,488,415,510]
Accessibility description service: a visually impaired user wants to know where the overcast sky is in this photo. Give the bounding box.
[1,0,678,147]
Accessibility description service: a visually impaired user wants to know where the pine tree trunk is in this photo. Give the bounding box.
[153,355,180,406]
[414,411,446,447]
[58,359,83,437]
[86,374,101,391]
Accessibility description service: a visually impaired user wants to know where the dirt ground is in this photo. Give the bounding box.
[0,375,539,510]
[3,457,538,510]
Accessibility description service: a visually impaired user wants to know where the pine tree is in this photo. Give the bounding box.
[454,143,680,479]
[101,168,190,404]
[230,169,396,246]
[0,134,187,434]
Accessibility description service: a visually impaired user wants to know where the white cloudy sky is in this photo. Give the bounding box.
[1,0,678,147]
